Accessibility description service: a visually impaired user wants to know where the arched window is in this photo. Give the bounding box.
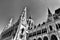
[33,38,36,40]
[28,27,32,30]
[49,25,53,31]
[34,25,36,29]
[38,37,42,40]
[50,34,58,40]
[55,24,59,30]
[21,28,24,34]
[43,36,48,40]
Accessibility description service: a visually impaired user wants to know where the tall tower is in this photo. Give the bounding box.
[21,6,27,25]
[13,6,28,40]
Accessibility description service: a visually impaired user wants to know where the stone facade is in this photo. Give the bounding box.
[0,7,60,40]
[27,8,60,40]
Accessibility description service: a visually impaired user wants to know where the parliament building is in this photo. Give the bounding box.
[0,7,60,40]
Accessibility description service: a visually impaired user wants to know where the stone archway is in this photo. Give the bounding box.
[33,38,36,40]
[37,37,42,40]
[43,36,48,40]
[50,34,58,40]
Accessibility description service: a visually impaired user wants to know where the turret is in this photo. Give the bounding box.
[52,8,60,21]
[54,8,60,19]
[47,8,54,23]
[27,16,34,30]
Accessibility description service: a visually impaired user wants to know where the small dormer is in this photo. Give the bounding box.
[54,8,60,19]
[55,8,60,15]
[47,8,54,22]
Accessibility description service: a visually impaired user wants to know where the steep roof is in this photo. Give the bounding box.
[0,14,21,39]
[55,8,60,14]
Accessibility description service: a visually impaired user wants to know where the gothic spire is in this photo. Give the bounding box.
[48,8,52,17]
[8,18,13,27]
[46,8,54,22]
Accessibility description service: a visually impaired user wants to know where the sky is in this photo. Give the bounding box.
[0,0,60,34]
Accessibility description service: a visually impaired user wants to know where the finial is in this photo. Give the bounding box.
[48,8,52,16]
